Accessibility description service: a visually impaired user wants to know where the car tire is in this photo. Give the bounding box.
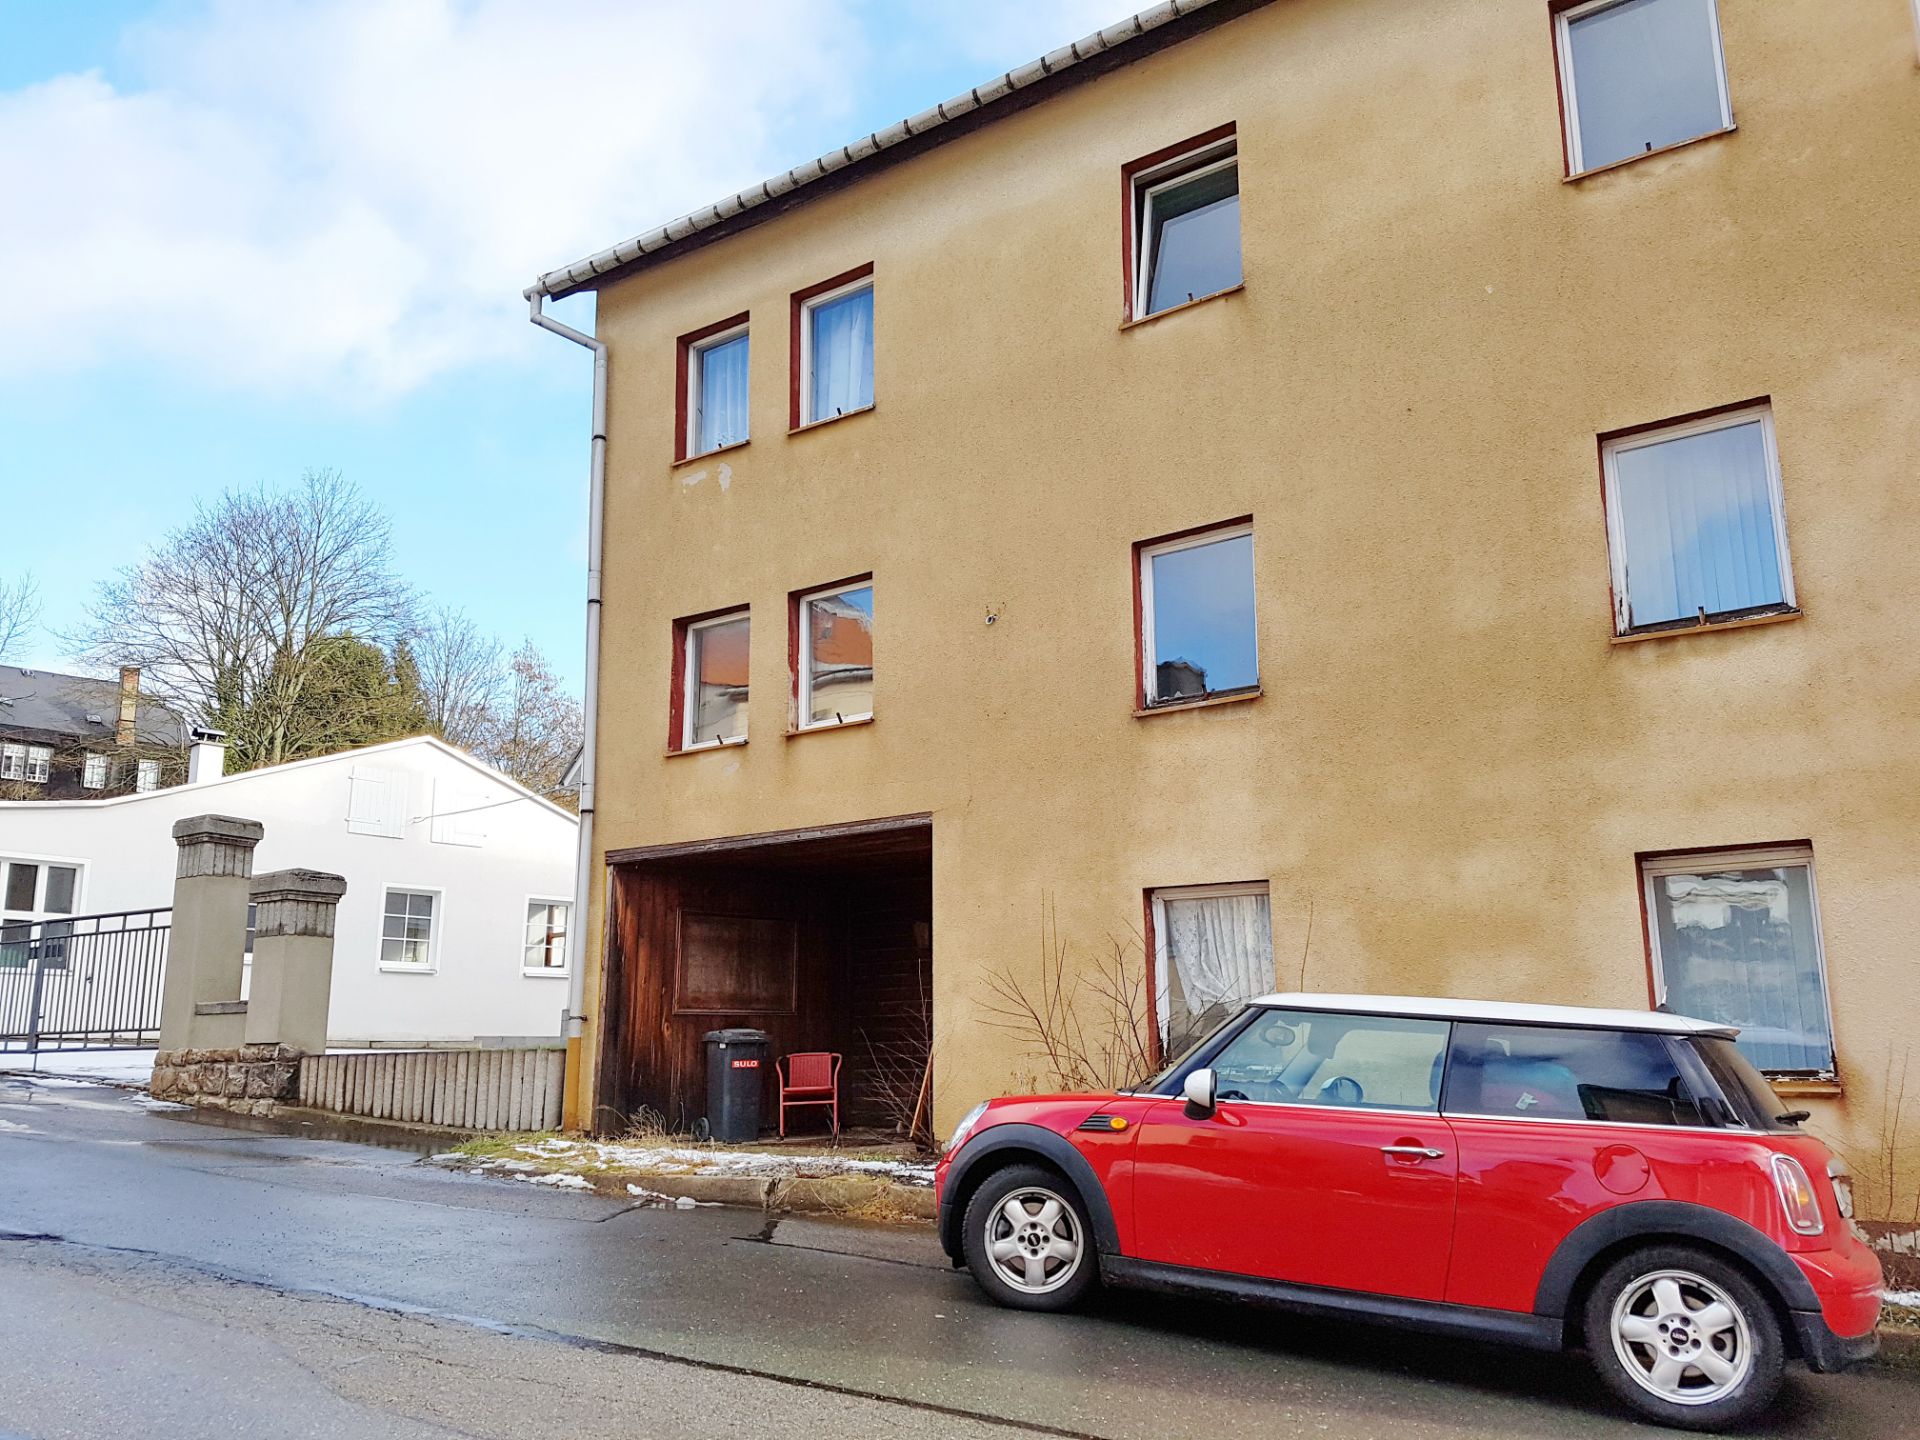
[961,1163,1098,1312]
[1583,1244,1785,1432]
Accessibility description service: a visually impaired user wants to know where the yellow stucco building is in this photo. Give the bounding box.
[528,0,1920,1220]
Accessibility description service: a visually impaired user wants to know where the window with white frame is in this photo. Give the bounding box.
[1151,883,1274,1057]
[1642,845,1834,1077]
[1,856,81,967]
[379,888,438,969]
[796,582,873,728]
[524,900,570,973]
[799,274,873,425]
[679,609,749,749]
[135,758,160,792]
[3,743,51,783]
[82,753,108,790]
[1138,522,1259,707]
[688,324,749,457]
[1555,0,1732,175]
[1131,133,1241,320]
[1602,404,1793,635]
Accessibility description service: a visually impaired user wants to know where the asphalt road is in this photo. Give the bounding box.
[0,1071,1910,1440]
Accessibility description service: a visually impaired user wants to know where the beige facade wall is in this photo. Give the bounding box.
[576,0,1920,1214]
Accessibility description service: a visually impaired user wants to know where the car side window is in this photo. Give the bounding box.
[1207,1009,1450,1112]
[1444,1023,1703,1127]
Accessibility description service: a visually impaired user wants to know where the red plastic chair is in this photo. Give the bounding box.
[777,1052,843,1137]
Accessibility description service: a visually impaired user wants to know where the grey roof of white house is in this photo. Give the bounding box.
[528,0,1266,300]
[0,666,186,747]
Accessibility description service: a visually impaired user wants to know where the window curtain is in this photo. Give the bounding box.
[1653,864,1833,1073]
[1616,419,1782,627]
[810,287,873,420]
[1161,891,1273,1047]
[1569,0,1724,170]
[696,334,749,453]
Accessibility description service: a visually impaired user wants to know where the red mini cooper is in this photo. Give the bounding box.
[935,994,1881,1431]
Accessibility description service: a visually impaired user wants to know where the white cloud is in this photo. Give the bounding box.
[2,0,868,394]
[1,0,1130,398]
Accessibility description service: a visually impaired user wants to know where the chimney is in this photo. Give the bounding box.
[188,726,228,785]
[117,665,140,747]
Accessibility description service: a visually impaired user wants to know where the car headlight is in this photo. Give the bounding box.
[946,1101,990,1155]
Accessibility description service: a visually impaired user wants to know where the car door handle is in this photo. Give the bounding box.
[1380,1145,1446,1159]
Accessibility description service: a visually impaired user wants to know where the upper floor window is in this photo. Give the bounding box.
[1137,521,1258,708]
[2,743,51,784]
[1555,0,1733,175]
[1641,844,1834,1078]
[82,753,108,790]
[1602,403,1793,636]
[135,758,161,793]
[1151,882,1273,1057]
[678,314,749,461]
[795,579,873,729]
[1127,127,1241,320]
[1445,1022,1703,1126]
[676,609,749,749]
[794,266,874,428]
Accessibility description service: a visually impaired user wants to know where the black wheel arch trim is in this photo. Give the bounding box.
[1533,1200,1822,1320]
[937,1123,1120,1264]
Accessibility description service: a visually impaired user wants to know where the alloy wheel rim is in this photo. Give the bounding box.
[1610,1268,1753,1406]
[985,1187,1083,1294]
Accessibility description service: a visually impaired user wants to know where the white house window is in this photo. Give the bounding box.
[82,753,108,790]
[1602,404,1793,635]
[1,858,81,967]
[135,758,160,792]
[346,764,408,838]
[679,610,749,749]
[799,274,873,425]
[1642,845,1835,1077]
[524,900,570,973]
[1138,522,1259,707]
[1131,133,1241,320]
[796,582,874,729]
[25,746,51,784]
[1556,0,1732,175]
[1151,883,1274,1057]
[379,889,438,970]
[0,743,20,781]
[688,324,749,457]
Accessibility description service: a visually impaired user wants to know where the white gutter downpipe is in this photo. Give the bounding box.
[527,291,605,1103]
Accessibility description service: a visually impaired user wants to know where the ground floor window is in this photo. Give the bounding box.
[380,889,438,970]
[1641,844,1834,1077]
[1149,882,1273,1057]
[524,899,569,973]
[0,856,81,967]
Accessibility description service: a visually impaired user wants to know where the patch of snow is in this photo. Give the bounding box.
[622,1183,713,1208]
[0,1050,158,1085]
[0,1116,34,1132]
[520,1172,592,1190]
[519,1139,934,1186]
[1884,1289,1920,1308]
[428,1152,467,1162]
[132,1096,191,1112]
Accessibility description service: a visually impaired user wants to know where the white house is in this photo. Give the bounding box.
[0,735,578,1046]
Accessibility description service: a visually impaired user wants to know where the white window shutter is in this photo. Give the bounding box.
[347,765,407,838]
[429,779,486,848]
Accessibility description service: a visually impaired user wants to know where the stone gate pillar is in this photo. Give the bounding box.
[159,814,263,1053]
[244,869,346,1055]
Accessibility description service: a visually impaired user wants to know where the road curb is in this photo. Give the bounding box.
[575,1169,935,1223]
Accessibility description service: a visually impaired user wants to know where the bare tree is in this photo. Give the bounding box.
[0,572,40,662]
[74,470,415,770]
[414,606,504,750]
[480,639,582,804]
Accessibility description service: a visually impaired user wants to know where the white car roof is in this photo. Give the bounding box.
[1250,993,1738,1039]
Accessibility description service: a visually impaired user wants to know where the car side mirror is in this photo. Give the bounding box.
[1182,1067,1218,1116]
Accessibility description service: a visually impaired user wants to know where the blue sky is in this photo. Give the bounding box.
[0,0,1126,693]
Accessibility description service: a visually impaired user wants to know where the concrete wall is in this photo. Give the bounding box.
[574,0,1920,1211]
[0,738,578,1046]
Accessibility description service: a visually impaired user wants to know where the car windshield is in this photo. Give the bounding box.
[1694,1036,1802,1129]
[1130,1005,1250,1093]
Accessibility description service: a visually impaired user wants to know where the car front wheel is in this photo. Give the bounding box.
[1584,1245,1785,1431]
[961,1163,1097,1312]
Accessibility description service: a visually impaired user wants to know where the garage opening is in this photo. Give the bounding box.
[599,814,932,1141]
